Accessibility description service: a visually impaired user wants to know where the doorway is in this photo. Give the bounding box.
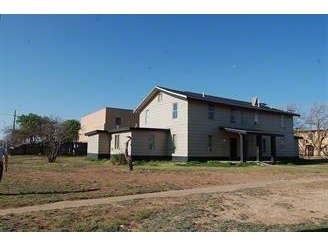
[230,138,238,161]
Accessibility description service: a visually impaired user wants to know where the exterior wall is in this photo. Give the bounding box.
[105,108,139,130]
[110,132,132,156]
[139,91,189,159]
[79,108,107,142]
[87,134,99,154]
[131,130,169,157]
[188,100,230,158]
[295,130,328,157]
[98,132,110,155]
[109,130,170,160]
[79,107,139,143]
[87,132,110,159]
[187,100,298,159]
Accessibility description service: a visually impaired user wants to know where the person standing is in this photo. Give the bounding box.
[0,146,8,182]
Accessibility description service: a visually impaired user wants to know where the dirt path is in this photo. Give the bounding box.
[1,177,327,216]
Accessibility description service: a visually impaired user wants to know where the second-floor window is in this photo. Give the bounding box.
[254,112,260,125]
[115,117,121,127]
[145,110,149,124]
[172,103,178,119]
[230,109,236,123]
[241,111,248,126]
[208,104,215,120]
[280,115,285,127]
[114,135,120,149]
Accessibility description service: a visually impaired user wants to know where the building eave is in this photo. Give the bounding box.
[85,130,108,136]
[133,86,187,113]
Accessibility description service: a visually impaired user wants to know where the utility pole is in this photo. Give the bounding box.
[12,110,16,134]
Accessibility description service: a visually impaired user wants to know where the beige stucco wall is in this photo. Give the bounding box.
[138,91,189,157]
[79,108,107,142]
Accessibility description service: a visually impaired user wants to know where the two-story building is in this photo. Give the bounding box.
[108,86,300,162]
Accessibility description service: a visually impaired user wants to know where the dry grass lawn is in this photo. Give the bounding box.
[0,155,328,231]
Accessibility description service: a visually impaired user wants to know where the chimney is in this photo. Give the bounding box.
[251,97,258,106]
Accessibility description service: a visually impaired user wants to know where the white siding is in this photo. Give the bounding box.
[87,134,99,154]
[139,92,189,157]
[188,101,236,157]
[188,100,298,158]
[110,132,132,155]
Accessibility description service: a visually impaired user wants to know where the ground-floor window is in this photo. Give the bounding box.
[306,145,314,156]
[148,134,155,150]
[208,135,213,151]
[114,135,120,149]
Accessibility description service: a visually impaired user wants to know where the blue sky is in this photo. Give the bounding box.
[0,14,327,133]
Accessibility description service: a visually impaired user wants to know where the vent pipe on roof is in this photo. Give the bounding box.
[202,92,205,98]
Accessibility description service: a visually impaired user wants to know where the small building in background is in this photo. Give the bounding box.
[294,129,328,158]
[81,107,139,159]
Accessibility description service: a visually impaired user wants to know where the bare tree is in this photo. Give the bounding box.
[41,117,67,163]
[304,103,328,156]
[286,104,305,130]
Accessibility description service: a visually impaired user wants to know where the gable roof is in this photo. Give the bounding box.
[134,86,300,116]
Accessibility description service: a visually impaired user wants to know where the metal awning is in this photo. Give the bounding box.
[219,127,284,137]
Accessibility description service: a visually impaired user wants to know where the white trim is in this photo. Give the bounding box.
[155,86,187,99]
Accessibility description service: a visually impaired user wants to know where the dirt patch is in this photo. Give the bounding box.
[1,157,328,231]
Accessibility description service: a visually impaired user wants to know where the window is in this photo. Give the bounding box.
[172,103,178,119]
[158,92,163,102]
[306,145,314,156]
[280,138,285,150]
[208,135,213,151]
[114,135,120,149]
[241,111,248,126]
[254,112,259,125]
[145,110,149,124]
[148,134,155,150]
[172,134,177,153]
[208,104,215,120]
[280,115,285,127]
[262,138,267,153]
[230,109,236,123]
[115,117,121,127]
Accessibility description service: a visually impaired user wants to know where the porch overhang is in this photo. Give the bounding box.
[219,127,284,137]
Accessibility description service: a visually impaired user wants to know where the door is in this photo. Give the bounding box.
[230,138,238,161]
